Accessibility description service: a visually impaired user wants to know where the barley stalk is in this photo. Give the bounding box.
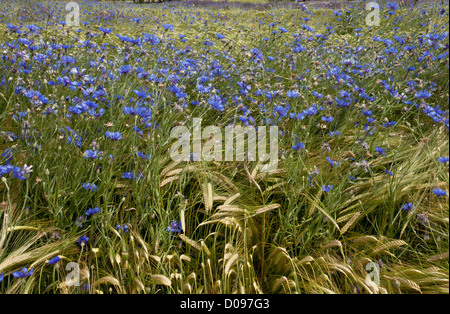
[373,240,407,254]
[340,211,361,235]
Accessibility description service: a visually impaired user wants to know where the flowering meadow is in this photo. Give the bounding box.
[0,0,448,294]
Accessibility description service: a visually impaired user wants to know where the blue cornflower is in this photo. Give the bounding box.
[26,24,40,33]
[82,182,98,192]
[417,213,429,226]
[216,33,225,40]
[208,94,225,111]
[366,116,375,125]
[12,166,26,180]
[75,215,87,228]
[321,116,334,123]
[48,256,61,265]
[292,142,305,151]
[6,23,21,33]
[237,81,251,96]
[0,272,4,282]
[105,131,122,141]
[437,157,449,163]
[117,34,139,45]
[99,27,112,34]
[13,111,27,121]
[286,90,300,98]
[433,188,447,197]
[12,268,33,279]
[0,165,13,176]
[321,185,334,192]
[136,151,151,160]
[76,235,89,246]
[375,146,386,156]
[190,152,200,162]
[167,221,182,233]
[401,203,414,212]
[122,171,143,181]
[84,149,100,159]
[162,24,174,31]
[2,148,14,163]
[61,55,76,66]
[133,88,149,99]
[415,90,431,100]
[250,48,264,62]
[382,121,397,128]
[362,109,373,116]
[386,1,399,11]
[118,65,132,75]
[85,207,101,216]
[329,131,341,137]
[121,171,134,179]
[274,104,289,117]
[115,224,129,233]
[326,157,340,167]
[18,37,32,46]
[82,100,98,109]
[4,131,18,142]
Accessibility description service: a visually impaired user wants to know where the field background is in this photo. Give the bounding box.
[0,0,448,294]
